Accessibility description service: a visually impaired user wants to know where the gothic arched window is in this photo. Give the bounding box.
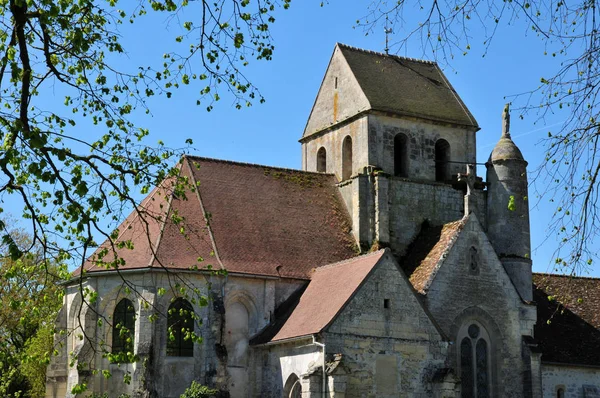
[556,387,565,398]
[112,298,135,354]
[394,133,409,177]
[435,139,451,182]
[317,147,327,173]
[283,373,302,398]
[167,298,194,357]
[342,136,353,180]
[459,322,491,398]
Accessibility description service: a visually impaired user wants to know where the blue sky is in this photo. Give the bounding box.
[114,1,596,276]
[12,2,596,275]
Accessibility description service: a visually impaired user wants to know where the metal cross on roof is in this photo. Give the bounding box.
[384,15,393,55]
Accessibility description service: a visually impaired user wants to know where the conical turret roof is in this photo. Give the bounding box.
[490,134,525,162]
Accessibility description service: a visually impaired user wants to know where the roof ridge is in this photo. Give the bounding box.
[336,42,436,65]
[533,272,600,282]
[184,155,335,177]
[418,216,467,293]
[313,249,387,273]
[183,157,226,271]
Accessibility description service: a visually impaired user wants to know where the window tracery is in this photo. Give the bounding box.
[459,322,491,397]
[283,373,302,398]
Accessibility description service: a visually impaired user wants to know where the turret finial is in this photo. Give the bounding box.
[502,103,511,137]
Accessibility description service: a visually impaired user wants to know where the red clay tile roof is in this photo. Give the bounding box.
[74,179,174,275]
[263,249,387,342]
[249,283,308,345]
[401,219,466,294]
[77,156,357,279]
[533,273,600,366]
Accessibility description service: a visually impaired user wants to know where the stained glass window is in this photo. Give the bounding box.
[460,323,490,398]
[461,338,474,398]
[476,339,489,398]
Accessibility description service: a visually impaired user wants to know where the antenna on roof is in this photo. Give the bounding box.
[384,15,392,55]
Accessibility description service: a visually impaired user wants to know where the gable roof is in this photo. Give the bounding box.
[77,156,357,279]
[401,218,466,294]
[253,250,387,343]
[329,44,477,131]
[533,273,600,366]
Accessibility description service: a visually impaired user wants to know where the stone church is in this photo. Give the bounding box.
[46,44,600,398]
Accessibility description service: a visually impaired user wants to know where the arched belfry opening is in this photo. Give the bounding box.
[435,139,451,182]
[342,136,353,180]
[394,133,409,177]
[317,147,327,172]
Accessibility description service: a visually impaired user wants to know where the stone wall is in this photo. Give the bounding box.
[47,271,306,398]
[303,46,370,139]
[303,116,369,181]
[260,341,322,398]
[424,215,537,397]
[336,170,486,255]
[323,252,448,397]
[367,114,477,181]
[388,178,486,256]
[541,364,600,398]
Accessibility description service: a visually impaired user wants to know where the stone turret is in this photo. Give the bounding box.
[486,104,532,300]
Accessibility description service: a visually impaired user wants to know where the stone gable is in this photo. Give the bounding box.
[423,214,537,397]
[324,250,447,397]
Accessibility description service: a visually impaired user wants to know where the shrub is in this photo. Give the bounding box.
[180,381,218,398]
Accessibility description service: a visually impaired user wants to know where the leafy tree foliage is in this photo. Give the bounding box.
[0,0,289,267]
[0,230,66,397]
[0,0,290,393]
[179,381,218,398]
[359,0,600,273]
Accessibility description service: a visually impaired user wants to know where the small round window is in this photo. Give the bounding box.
[468,324,480,339]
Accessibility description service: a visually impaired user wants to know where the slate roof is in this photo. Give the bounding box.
[252,250,387,344]
[533,273,600,366]
[338,44,478,129]
[76,156,357,279]
[401,218,466,294]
